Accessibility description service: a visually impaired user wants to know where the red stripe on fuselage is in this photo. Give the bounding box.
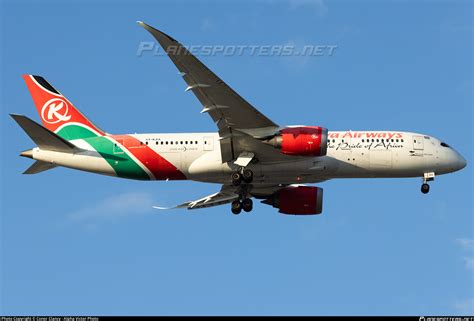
[111,135,186,180]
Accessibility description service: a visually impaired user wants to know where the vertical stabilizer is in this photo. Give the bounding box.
[23,75,105,140]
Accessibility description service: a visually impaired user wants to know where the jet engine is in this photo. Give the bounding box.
[261,186,323,215]
[264,126,328,157]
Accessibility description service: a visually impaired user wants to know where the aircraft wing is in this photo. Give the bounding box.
[153,184,288,211]
[154,185,239,210]
[139,22,284,163]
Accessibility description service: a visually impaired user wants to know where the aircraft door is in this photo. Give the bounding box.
[413,135,424,150]
[203,136,214,151]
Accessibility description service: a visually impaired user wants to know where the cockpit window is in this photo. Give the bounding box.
[440,142,450,148]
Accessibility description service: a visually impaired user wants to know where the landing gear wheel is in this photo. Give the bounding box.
[242,169,253,183]
[231,200,242,215]
[231,172,242,186]
[242,198,253,212]
[421,183,430,194]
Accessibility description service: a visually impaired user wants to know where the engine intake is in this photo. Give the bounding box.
[265,126,328,157]
[262,186,323,215]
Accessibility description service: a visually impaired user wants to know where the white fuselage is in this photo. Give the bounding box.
[29,130,466,185]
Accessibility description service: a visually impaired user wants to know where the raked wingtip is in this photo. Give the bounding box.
[152,205,173,210]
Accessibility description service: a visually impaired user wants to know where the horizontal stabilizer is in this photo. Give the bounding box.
[23,160,57,174]
[10,114,78,153]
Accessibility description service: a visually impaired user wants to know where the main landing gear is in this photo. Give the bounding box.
[230,167,254,214]
[231,198,253,215]
[231,168,253,186]
[421,172,435,194]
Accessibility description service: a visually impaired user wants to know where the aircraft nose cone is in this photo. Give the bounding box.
[457,154,467,170]
[444,148,467,173]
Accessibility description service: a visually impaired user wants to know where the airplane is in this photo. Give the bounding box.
[11,21,467,215]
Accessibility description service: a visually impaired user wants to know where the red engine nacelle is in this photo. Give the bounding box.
[265,126,328,157]
[262,186,323,215]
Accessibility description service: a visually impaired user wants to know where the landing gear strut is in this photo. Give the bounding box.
[230,182,253,215]
[421,172,435,194]
[230,165,254,214]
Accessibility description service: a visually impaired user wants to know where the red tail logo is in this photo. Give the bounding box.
[41,98,71,124]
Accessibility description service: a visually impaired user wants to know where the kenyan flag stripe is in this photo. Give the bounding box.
[53,123,185,181]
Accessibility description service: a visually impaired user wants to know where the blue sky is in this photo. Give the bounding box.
[1,0,472,316]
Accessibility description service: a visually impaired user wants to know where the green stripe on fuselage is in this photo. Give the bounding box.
[56,124,149,180]
[84,136,150,180]
[56,124,98,140]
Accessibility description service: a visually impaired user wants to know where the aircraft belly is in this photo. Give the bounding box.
[369,150,393,169]
[187,150,228,182]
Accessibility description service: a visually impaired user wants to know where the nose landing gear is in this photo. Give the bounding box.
[421,172,435,194]
[421,183,430,194]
